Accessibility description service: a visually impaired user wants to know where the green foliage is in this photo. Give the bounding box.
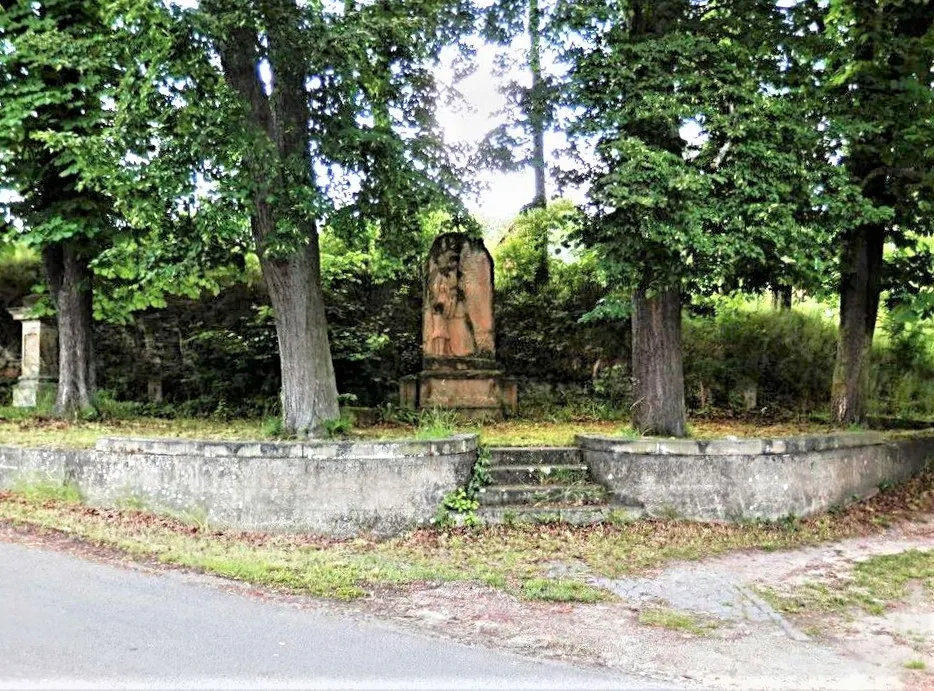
[415,408,459,440]
[562,0,827,296]
[871,322,934,420]
[260,416,284,439]
[438,488,480,527]
[324,413,355,439]
[805,0,934,255]
[683,303,839,413]
[436,447,491,528]
[0,0,117,250]
[10,477,82,504]
[762,549,934,617]
[494,201,627,390]
[680,299,934,419]
[638,606,720,636]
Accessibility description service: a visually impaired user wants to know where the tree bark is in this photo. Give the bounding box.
[209,0,340,436]
[631,285,686,436]
[255,218,339,436]
[43,241,95,417]
[831,223,884,424]
[528,0,546,210]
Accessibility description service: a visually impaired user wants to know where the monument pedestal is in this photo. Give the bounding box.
[400,357,517,420]
[12,378,58,408]
[401,371,517,420]
[8,306,58,408]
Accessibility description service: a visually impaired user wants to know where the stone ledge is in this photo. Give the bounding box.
[576,431,887,456]
[95,434,477,459]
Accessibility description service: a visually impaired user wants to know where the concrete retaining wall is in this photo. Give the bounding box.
[578,431,934,521]
[3,430,931,532]
[0,435,477,537]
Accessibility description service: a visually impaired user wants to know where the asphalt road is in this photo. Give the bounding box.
[0,541,661,690]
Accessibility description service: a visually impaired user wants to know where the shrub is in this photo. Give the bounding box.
[683,306,838,414]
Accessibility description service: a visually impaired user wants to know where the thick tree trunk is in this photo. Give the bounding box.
[43,241,95,417]
[256,219,339,436]
[210,0,340,436]
[631,285,686,436]
[831,223,884,424]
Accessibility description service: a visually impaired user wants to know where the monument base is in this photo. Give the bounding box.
[12,377,57,408]
[400,370,517,420]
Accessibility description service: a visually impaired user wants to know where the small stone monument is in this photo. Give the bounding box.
[400,233,517,419]
[8,305,58,407]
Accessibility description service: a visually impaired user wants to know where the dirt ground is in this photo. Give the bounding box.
[2,514,932,690]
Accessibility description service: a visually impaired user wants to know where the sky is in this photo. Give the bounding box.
[434,44,542,229]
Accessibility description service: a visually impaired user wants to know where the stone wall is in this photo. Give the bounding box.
[0,435,477,537]
[578,431,934,521]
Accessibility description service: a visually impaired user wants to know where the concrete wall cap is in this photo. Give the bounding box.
[575,431,887,455]
[95,434,478,458]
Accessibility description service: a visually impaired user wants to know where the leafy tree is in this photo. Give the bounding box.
[0,0,117,416]
[79,0,474,435]
[561,0,825,435]
[481,0,558,209]
[481,0,561,283]
[804,0,934,424]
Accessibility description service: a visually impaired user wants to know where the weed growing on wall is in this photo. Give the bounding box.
[435,447,491,528]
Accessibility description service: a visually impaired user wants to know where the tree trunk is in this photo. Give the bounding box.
[209,0,340,436]
[631,285,686,436]
[771,285,792,310]
[256,218,339,436]
[528,0,546,210]
[831,223,884,424]
[43,241,95,418]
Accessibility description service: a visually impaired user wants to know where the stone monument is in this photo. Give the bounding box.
[8,305,58,408]
[400,233,516,419]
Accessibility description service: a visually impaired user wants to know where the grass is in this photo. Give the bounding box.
[0,410,879,450]
[9,478,82,503]
[905,660,927,671]
[519,578,609,603]
[1,468,933,606]
[637,606,720,636]
[0,411,269,449]
[759,548,934,617]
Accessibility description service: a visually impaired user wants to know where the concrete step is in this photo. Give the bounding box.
[478,483,608,507]
[487,447,582,466]
[477,505,641,526]
[488,464,591,486]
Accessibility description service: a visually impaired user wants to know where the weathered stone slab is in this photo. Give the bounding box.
[578,431,885,456]
[423,234,495,360]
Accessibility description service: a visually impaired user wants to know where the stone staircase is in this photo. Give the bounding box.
[477,447,623,525]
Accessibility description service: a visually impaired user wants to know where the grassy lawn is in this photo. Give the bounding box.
[1,469,931,603]
[0,409,849,449]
